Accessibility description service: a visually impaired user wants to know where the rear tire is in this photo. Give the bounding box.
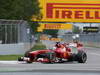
[77,51,87,63]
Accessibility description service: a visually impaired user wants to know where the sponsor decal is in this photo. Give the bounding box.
[46,3,100,20]
[37,23,72,32]
[83,27,99,33]
[32,0,100,22]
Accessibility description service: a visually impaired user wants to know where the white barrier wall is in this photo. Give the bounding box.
[83,42,100,48]
[0,43,31,55]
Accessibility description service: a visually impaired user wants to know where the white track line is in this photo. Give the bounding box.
[0,61,18,64]
[0,61,40,64]
[0,61,26,64]
[89,53,100,56]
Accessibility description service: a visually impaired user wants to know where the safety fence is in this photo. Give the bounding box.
[0,19,35,55]
[63,33,100,47]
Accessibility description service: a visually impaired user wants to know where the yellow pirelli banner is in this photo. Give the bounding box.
[37,23,72,32]
[32,0,100,23]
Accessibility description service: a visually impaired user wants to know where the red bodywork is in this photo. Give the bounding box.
[18,42,87,63]
[23,42,84,63]
[27,47,71,62]
[29,49,52,58]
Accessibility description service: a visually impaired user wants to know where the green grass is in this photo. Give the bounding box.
[0,55,23,60]
[0,44,99,61]
[31,42,46,51]
[0,42,46,60]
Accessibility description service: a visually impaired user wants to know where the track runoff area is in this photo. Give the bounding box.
[0,47,100,73]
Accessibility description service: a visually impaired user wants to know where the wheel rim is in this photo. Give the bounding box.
[82,53,87,63]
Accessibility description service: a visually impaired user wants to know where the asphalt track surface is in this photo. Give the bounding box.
[0,47,100,74]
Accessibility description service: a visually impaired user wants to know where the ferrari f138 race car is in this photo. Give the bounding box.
[18,42,87,63]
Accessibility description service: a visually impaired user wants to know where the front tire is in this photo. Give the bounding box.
[18,57,24,61]
[77,51,87,63]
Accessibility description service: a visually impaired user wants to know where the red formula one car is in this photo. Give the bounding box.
[18,42,87,63]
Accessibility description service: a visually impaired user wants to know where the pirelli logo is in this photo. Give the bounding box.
[37,23,72,32]
[46,3,100,20]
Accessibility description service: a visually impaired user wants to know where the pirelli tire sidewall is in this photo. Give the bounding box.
[18,57,24,61]
[76,51,87,63]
